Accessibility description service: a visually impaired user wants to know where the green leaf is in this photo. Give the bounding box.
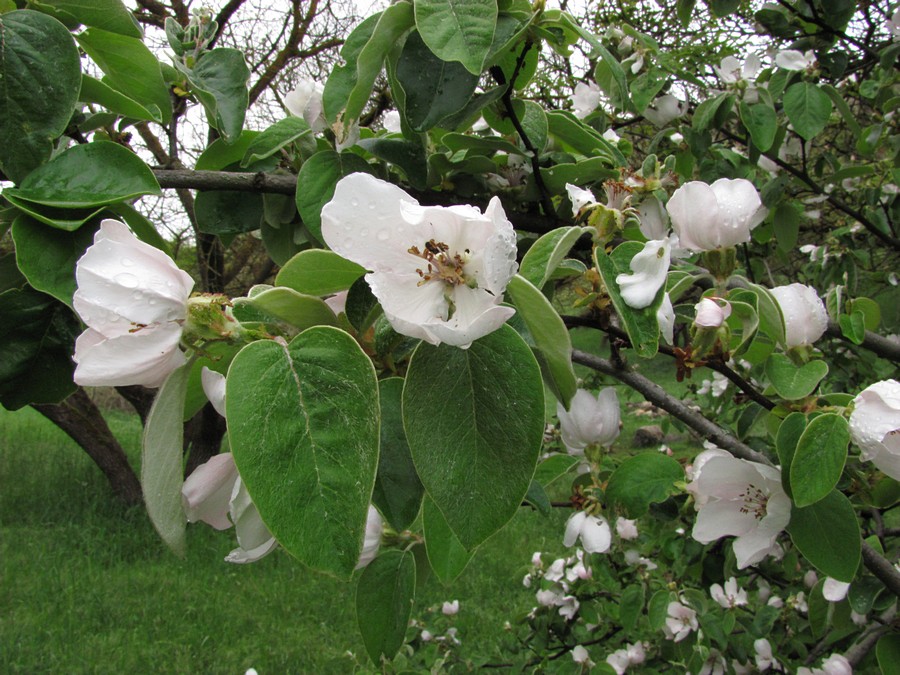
[194,190,264,236]
[594,242,662,358]
[295,151,375,242]
[619,584,645,632]
[33,0,142,37]
[739,101,777,152]
[396,30,479,131]
[554,14,630,111]
[276,249,366,296]
[231,287,338,332]
[373,378,424,531]
[839,311,866,345]
[181,48,249,144]
[877,634,900,675]
[423,496,473,582]
[788,489,860,582]
[196,131,260,170]
[414,0,497,75]
[519,226,586,289]
[541,157,619,192]
[141,360,192,557]
[848,297,881,331]
[693,92,732,132]
[77,27,172,124]
[820,83,861,136]
[79,74,162,123]
[4,141,161,211]
[775,412,806,498]
[783,82,833,141]
[403,324,544,550]
[506,275,577,409]
[772,202,801,253]
[545,111,626,165]
[240,117,312,167]
[330,3,415,132]
[606,453,684,517]
[356,138,428,191]
[0,286,79,409]
[356,549,416,664]
[483,99,548,153]
[533,454,578,486]
[524,479,550,515]
[790,413,849,508]
[227,327,380,579]
[765,353,828,400]
[0,10,82,182]
[11,215,97,307]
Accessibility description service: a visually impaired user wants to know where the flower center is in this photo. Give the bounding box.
[408,239,472,288]
[738,484,769,521]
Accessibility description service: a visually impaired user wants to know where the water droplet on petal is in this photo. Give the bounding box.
[343,237,354,249]
[368,202,377,210]
[360,228,369,237]
[350,198,359,207]
[121,257,135,267]
[115,273,139,289]
[377,230,390,241]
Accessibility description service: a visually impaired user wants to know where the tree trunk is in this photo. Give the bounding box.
[184,403,227,476]
[33,388,143,506]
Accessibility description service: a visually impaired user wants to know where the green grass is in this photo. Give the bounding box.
[0,405,567,673]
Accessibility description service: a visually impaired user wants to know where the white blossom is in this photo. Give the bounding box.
[689,455,791,568]
[823,577,851,602]
[572,645,592,665]
[658,293,676,344]
[637,195,670,240]
[797,654,853,675]
[284,79,326,132]
[769,283,828,349]
[382,110,401,133]
[72,220,194,388]
[355,505,383,570]
[694,297,732,328]
[557,388,621,453]
[321,173,517,348]
[710,577,748,608]
[775,49,816,71]
[616,235,676,309]
[566,183,600,217]
[663,601,698,642]
[714,53,762,84]
[564,511,612,553]
[616,518,639,540]
[201,367,227,417]
[666,178,767,252]
[558,595,580,620]
[850,380,900,480]
[643,94,685,127]
[442,600,459,616]
[572,81,603,119]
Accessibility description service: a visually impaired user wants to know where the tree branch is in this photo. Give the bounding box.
[571,349,773,465]
[861,541,900,599]
[825,319,900,364]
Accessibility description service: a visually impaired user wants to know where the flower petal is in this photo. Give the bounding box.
[616,237,672,309]
[201,367,227,417]
[182,453,238,530]
[580,515,612,553]
[73,323,186,388]
[564,511,587,547]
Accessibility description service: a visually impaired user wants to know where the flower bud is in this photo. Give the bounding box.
[849,379,900,480]
[694,297,732,328]
[769,283,828,349]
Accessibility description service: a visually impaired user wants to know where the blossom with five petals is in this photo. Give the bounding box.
[663,601,698,642]
[710,577,748,608]
[284,79,326,132]
[666,178,767,252]
[72,219,194,388]
[689,454,791,568]
[714,54,762,84]
[849,379,900,480]
[557,387,621,454]
[321,173,517,348]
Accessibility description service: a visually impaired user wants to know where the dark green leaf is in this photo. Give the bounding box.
[295,151,375,242]
[33,0,142,37]
[240,117,312,167]
[788,489,860,582]
[356,549,416,664]
[227,327,380,579]
[606,453,683,517]
[0,10,82,182]
[356,138,428,191]
[765,353,828,400]
[194,190,264,235]
[739,101,777,152]
[182,48,249,144]
[414,0,497,75]
[790,414,849,507]
[79,74,162,123]
[403,324,545,550]
[373,378,424,531]
[783,82,832,141]
[423,496,473,582]
[775,412,806,498]
[519,226,586,289]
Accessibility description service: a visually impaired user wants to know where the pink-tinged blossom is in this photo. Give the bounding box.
[666,179,767,252]
[769,283,828,348]
[558,595,580,620]
[72,220,194,387]
[823,577,851,602]
[797,654,852,675]
[544,558,566,582]
[849,380,900,480]
[699,649,727,675]
[321,173,517,348]
[441,600,459,616]
[616,518,639,540]
[557,387,621,453]
[200,367,227,417]
[284,79,326,132]
[572,645,592,665]
[643,94,685,127]
[564,511,612,553]
[694,297,732,328]
[663,601,698,642]
[710,577,748,608]
[754,638,783,672]
[182,453,277,564]
[689,455,791,568]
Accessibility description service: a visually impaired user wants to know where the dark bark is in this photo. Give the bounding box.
[183,403,228,476]
[33,388,143,506]
[115,385,156,425]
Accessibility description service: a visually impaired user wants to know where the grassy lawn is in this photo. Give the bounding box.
[0,353,701,672]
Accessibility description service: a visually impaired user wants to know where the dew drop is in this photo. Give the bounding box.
[121,257,135,267]
[360,228,369,237]
[376,229,390,241]
[368,202,377,210]
[343,237,354,249]
[115,272,139,289]
[350,198,359,207]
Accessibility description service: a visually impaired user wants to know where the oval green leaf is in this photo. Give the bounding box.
[765,353,828,400]
[414,0,497,75]
[356,549,416,664]
[423,496,473,583]
[402,324,545,550]
[276,249,366,296]
[606,452,684,518]
[790,413,849,508]
[227,326,380,579]
[788,489,860,582]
